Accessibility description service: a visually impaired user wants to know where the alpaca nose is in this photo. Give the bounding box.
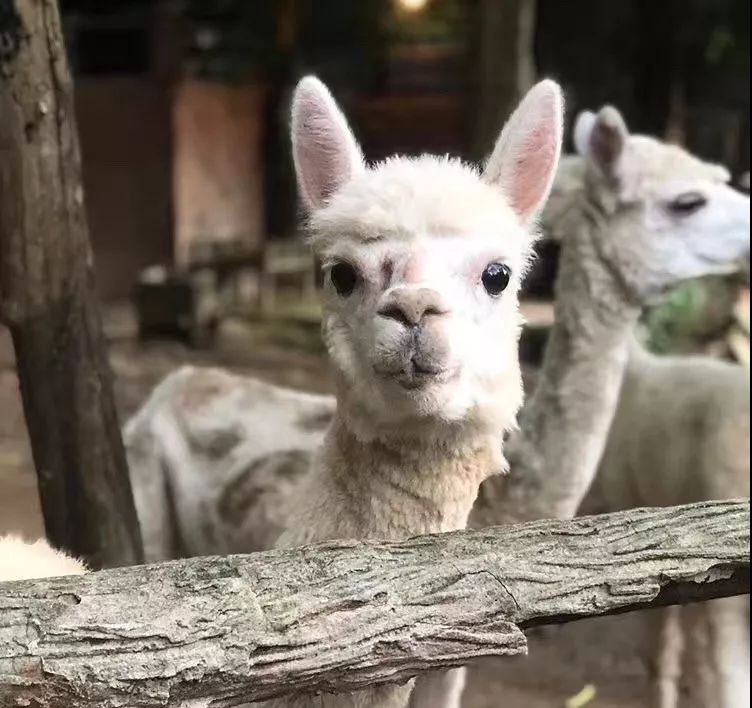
[378,288,449,327]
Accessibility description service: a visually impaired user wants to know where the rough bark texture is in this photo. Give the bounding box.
[0,0,143,567]
[0,501,748,708]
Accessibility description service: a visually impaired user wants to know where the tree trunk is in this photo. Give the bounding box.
[0,501,747,707]
[0,0,143,568]
[468,0,537,161]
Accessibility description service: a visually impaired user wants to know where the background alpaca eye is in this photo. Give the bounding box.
[668,191,707,216]
[330,262,359,296]
[481,262,512,296]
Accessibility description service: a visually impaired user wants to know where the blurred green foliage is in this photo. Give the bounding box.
[642,276,740,354]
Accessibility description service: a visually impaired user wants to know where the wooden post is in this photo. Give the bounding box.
[0,0,143,567]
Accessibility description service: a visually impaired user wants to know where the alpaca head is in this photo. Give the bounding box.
[291,77,563,441]
[573,106,750,302]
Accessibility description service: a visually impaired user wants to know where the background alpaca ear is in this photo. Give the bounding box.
[290,76,365,211]
[573,110,596,157]
[574,106,628,179]
[482,79,564,227]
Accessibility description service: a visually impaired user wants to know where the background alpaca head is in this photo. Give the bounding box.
[291,76,563,440]
[573,106,750,302]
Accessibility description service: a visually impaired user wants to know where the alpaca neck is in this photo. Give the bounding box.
[473,205,641,525]
[271,414,497,707]
[280,410,500,548]
[328,414,500,538]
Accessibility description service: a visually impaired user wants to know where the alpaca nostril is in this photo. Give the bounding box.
[410,357,432,375]
[423,305,447,318]
[378,304,415,328]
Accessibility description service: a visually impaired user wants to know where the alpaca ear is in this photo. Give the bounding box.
[574,106,628,179]
[573,110,596,157]
[482,79,564,227]
[290,76,365,211]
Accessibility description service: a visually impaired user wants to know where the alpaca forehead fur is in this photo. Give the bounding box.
[309,155,531,264]
[619,135,729,195]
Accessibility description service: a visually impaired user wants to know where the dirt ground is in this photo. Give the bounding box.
[0,305,691,708]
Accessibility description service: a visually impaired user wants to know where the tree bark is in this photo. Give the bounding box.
[468,0,537,161]
[0,0,143,567]
[0,500,747,707]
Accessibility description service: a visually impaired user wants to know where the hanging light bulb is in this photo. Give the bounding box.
[397,0,429,12]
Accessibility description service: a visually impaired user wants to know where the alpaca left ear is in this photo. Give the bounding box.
[290,76,365,211]
[482,80,564,227]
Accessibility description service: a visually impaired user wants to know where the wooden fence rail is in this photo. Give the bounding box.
[0,500,749,708]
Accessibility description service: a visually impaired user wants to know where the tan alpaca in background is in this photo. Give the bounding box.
[249,74,563,707]
[472,106,750,525]
[470,108,749,708]
[0,535,87,582]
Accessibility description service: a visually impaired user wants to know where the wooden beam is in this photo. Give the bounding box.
[0,501,747,707]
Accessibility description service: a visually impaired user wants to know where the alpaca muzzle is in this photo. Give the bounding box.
[372,322,456,390]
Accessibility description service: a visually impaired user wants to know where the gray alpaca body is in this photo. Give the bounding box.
[125,367,335,562]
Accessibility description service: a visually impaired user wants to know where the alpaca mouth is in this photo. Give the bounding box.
[393,357,456,390]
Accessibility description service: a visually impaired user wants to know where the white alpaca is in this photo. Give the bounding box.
[0,535,87,582]
[590,336,750,708]
[245,75,563,708]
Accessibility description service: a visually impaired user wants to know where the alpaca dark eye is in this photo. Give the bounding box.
[669,191,707,216]
[330,262,359,296]
[481,262,511,296]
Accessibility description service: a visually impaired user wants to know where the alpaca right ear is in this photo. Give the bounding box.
[482,79,564,227]
[291,76,365,211]
[574,106,628,179]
